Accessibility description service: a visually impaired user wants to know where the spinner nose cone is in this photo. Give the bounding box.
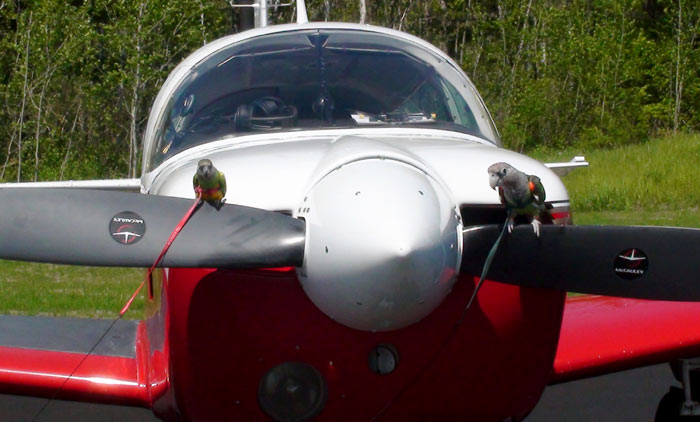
[296,159,462,332]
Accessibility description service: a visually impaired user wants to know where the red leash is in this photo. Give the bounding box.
[33,190,204,421]
[120,189,203,316]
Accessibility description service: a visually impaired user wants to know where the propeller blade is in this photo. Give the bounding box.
[461,224,700,301]
[0,188,305,268]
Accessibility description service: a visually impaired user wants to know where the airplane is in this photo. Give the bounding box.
[2,1,700,420]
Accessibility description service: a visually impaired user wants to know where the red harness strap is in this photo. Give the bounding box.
[119,189,203,316]
[201,187,220,196]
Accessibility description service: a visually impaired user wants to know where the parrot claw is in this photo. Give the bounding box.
[215,198,226,211]
[531,219,541,237]
[506,219,514,234]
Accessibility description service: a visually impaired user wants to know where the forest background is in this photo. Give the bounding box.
[0,0,696,183]
[1,0,698,317]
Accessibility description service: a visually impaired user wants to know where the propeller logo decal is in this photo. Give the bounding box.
[110,212,146,245]
[614,248,648,280]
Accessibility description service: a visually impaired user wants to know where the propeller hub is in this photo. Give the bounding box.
[296,159,462,331]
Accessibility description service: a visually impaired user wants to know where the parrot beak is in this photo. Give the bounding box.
[198,165,211,179]
[488,173,500,190]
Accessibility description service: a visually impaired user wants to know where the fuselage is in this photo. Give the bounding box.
[136,22,571,421]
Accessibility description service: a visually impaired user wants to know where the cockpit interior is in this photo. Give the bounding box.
[149,29,499,170]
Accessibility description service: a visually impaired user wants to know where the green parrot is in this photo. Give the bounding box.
[193,159,227,210]
[461,162,546,315]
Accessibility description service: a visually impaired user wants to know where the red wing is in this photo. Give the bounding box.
[0,315,148,406]
[552,295,700,383]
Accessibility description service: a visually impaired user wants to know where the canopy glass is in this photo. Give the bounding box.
[147,29,499,170]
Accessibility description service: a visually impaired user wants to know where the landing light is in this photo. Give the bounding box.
[258,361,327,422]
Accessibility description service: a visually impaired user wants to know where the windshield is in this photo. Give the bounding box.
[147,29,499,170]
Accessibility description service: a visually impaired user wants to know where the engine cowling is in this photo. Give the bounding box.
[296,158,462,332]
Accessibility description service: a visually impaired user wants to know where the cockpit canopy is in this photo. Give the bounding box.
[147,28,500,171]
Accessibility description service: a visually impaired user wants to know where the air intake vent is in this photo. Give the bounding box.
[460,204,561,227]
[460,205,507,227]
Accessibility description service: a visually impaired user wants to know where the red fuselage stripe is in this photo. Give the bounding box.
[0,346,149,406]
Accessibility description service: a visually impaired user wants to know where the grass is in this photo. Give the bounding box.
[574,208,700,227]
[2,133,699,318]
[532,132,700,214]
[0,261,145,319]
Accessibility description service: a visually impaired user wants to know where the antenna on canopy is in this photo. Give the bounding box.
[297,0,308,24]
[229,0,306,29]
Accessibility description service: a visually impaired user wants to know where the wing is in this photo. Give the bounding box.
[218,171,227,197]
[528,175,545,205]
[0,178,141,191]
[0,315,147,406]
[551,295,700,383]
[544,156,589,176]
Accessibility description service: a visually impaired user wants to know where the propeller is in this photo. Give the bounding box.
[0,188,305,268]
[461,224,700,302]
